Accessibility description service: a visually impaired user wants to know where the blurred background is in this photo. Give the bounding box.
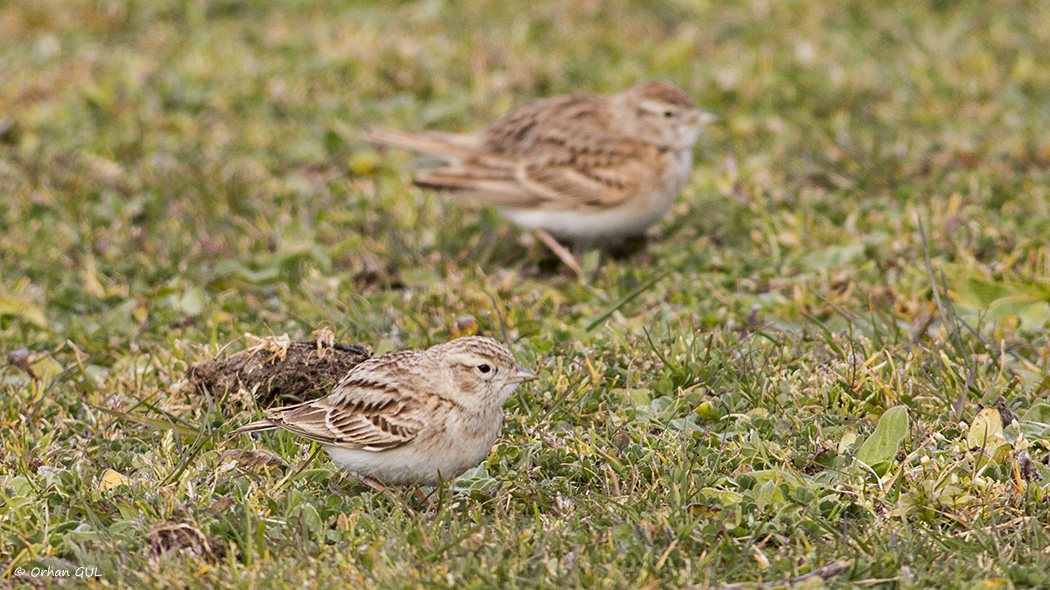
[3,0,1049,351]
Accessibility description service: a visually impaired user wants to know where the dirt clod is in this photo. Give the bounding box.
[185,339,370,408]
[149,523,227,561]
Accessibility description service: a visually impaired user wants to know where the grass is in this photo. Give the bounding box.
[2,0,1050,587]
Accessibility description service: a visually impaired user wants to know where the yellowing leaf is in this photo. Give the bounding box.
[348,151,381,176]
[451,316,480,338]
[838,427,858,453]
[6,349,63,381]
[695,401,721,420]
[699,487,744,505]
[99,468,131,491]
[972,578,1014,590]
[81,254,106,299]
[688,503,723,517]
[967,407,1005,450]
[751,546,770,568]
[0,298,48,328]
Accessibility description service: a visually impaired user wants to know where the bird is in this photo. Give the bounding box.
[362,80,717,245]
[230,336,538,486]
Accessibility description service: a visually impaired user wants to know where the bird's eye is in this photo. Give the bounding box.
[477,364,492,374]
[663,110,674,118]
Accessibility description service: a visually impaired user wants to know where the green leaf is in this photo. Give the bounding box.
[0,298,48,328]
[699,488,744,505]
[1022,403,1050,425]
[628,388,651,406]
[952,277,1014,308]
[1019,301,1050,329]
[1020,403,1050,438]
[755,480,779,507]
[744,469,808,489]
[299,504,323,537]
[989,295,1050,329]
[856,406,909,476]
[585,270,669,332]
[93,406,199,439]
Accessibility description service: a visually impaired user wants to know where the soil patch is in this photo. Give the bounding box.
[185,339,371,408]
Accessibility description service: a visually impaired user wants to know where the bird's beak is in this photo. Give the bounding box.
[511,367,539,384]
[694,110,719,126]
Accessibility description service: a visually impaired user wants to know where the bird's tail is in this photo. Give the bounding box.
[229,419,278,436]
[361,128,478,162]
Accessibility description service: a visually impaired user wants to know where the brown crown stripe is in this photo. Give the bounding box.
[632,80,697,108]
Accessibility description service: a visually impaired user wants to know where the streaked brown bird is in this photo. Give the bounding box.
[231,336,537,486]
[363,80,716,245]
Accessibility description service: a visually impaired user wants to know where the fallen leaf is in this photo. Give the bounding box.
[838,427,858,453]
[98,468,131,491]
[967,407,1005,450]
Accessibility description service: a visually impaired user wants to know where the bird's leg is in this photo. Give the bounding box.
[362,476,398,500]
[362,476,420,513]
[606,234,650,259]
[413,485,433,507]
[533,229,583,280]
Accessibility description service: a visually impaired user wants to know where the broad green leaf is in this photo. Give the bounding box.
[1019,301,1050,329]
[694,401,721,420]
[1022,403,1050,425]
[989,295,1050,329]
[178,286,205,316]
[952,277,1014,308]
[856,406,909,476]
[627,388,651,405]
[1019,403,1050,438]
[298,504,322,536]
[5,349,63,381]
[755,480,779,507]
[951,276,1050,330]
[743,469,809,489]
[699,488,744,505]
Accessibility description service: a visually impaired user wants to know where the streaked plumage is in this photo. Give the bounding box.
[230,336,537,485]
[363,80,716,243]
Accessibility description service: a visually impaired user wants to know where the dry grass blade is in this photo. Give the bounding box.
[710,560,854,590]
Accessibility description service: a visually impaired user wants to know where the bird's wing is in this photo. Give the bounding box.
[414,136,658,211]
[411,93,659,210]
[252,354,431,451]
[368,93,661,211]
[516,138,658,208]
